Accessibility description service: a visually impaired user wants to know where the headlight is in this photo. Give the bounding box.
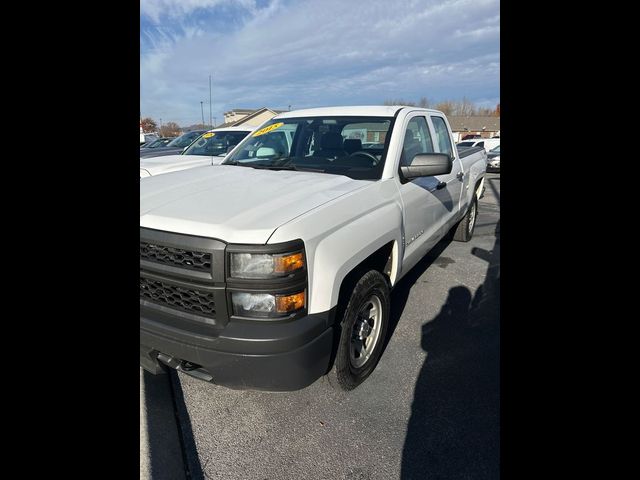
[230,251,304,279]
[231,290,306,318]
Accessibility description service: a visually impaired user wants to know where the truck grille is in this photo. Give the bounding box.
[140,277,216,318]
[140,242,212,272]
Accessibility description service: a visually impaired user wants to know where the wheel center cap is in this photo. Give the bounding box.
[355,318,373,340]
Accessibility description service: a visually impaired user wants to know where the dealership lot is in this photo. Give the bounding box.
[141,173,500,480]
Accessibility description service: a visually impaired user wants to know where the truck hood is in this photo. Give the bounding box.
[140,155,222,177]
[140,165,370,244]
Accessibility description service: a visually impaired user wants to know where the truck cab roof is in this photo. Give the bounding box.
[274,105,443,119]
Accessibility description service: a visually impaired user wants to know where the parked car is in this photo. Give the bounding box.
[140,127,252,178]
[457,137,500,152]
[486,145,500,172]
[140,132,159,145]
[140,137,175,151]
[139,130,208,158]
[461,134,482,140]
[140,106,487,391]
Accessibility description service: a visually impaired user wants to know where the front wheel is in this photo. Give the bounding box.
[453,195,478,242]
[327,270,390,391]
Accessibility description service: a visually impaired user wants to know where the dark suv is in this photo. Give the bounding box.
[139,130,208,158]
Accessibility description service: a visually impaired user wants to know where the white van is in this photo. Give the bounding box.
[456,137,500,151]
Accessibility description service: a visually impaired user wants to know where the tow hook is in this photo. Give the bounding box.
[157,353,214,382]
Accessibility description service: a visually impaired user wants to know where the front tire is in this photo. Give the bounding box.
[453,195,478,242]
[327,270,390,391]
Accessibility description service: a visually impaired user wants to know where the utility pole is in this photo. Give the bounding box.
[159,118,163,132]
[200,101,205,126]
[209,75,212,129]
[213,117,217,127]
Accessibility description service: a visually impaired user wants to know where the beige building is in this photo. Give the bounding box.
[447,116,500,143]
[220,107,287,128]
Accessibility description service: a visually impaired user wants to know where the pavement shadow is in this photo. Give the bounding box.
[141,369,187,480]
[168,370,206,480]
[400,221,500,480]
[486,175,500,204]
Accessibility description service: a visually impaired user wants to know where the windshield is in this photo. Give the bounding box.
[183,131,251,156]
[222,116,393,180]
[489,145,500,153]
[167,131,205,148]
[144,138,172,148]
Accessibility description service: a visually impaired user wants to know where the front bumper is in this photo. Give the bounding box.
[140,308,335,391]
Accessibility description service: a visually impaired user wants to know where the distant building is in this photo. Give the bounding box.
[447,116,500,143]
[220,107,287,128]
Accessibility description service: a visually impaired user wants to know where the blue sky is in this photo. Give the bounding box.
[140,0,499,126]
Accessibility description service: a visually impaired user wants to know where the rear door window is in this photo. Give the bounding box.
[430,116,454,157]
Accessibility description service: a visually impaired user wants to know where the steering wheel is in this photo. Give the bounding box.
[348,151,379,165]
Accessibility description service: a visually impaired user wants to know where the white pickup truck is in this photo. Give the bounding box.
[139,126,252,178]
[140,106,487,391]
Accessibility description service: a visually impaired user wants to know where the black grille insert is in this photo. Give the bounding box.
[140,277,216,318]
[140,242,212,272]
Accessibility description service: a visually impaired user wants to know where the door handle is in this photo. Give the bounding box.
[436,181,447,190]
[457,171,464,181]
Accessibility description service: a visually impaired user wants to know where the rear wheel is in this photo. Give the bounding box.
[453,195,478,242]
[327,270,390,391]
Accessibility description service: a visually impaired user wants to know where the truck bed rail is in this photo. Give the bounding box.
[457,146,485,159]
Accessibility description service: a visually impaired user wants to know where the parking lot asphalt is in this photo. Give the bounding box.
[164,172,501,480]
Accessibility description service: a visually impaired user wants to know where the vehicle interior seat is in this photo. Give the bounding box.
[343,139,362,155]
[315,132,347,159]
[401,130,422,165]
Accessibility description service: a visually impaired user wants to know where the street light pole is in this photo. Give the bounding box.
[200,101,205,126]
[209,75,212,129]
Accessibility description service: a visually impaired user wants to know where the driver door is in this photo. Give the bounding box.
[396,114,444,271]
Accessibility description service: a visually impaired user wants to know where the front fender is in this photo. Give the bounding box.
[268,179,403,314]
[308,202,402,313]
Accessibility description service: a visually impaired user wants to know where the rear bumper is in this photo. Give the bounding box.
[140,310,335,391]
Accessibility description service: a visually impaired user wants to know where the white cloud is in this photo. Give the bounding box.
[141,0,258,23]
[141,0,499,124]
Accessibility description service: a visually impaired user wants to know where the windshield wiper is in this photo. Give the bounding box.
[250,164,326,173]
[221,160,324,172]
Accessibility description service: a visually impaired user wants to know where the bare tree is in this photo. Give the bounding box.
[459,96,476,116]
[140,117,158,133]
[383,99,416,106]
[418,97,431,108]
[383,97,499,116]
[159,122,181,137]
[434,100,455,116]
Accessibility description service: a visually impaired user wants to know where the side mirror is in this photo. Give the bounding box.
[400,153,452,180]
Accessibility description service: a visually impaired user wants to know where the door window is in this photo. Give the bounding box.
[430,116,454,157]
[401,116,434,166]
